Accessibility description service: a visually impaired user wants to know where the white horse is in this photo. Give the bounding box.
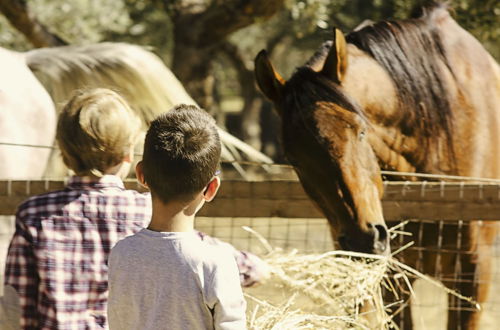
[0,42,272,179]
[0,47,56,180]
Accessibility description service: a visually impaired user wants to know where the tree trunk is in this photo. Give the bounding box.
[167,0,285,110]
[219,41,262,150]
[172,42,215,111]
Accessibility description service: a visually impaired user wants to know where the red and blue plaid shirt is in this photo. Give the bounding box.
[5,175,269,329]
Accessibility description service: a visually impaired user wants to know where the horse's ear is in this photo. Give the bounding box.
[321,28,348,84]
[254,50,285,112]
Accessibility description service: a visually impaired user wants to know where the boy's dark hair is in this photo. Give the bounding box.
[142,104,221,203]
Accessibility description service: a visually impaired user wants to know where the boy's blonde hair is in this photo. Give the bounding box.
[57,88,141,176]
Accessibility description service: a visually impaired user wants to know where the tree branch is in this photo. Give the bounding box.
[168,0,284,111]
[218,41,254,101]
[173,0,285,47]
[0,0,67,47]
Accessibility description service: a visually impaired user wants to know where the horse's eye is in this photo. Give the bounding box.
[359,130,366,140]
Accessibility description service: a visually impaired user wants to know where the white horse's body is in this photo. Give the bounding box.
[0,43,271,179]
[0,48,56,179]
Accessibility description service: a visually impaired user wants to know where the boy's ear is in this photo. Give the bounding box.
[124,146,134,163]
[135,161,148,188]
[203,176,220,202]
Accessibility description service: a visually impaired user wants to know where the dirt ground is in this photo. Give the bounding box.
[0,216,498,329]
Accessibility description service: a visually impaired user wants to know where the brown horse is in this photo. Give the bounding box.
[255,4,499,329]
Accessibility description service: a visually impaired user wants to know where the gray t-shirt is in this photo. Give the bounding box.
[107,229,247,330]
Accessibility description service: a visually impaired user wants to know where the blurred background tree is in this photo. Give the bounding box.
[0,0,498,162]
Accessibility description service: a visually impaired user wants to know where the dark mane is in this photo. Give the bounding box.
[284,67,365,121]
[345,5,455,157]
[303,4,456,169]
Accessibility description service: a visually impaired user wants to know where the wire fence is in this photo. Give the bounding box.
[195,215,500,330]
[4,140,500,183]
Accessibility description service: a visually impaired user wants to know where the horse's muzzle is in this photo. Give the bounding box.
[338,223,390,256]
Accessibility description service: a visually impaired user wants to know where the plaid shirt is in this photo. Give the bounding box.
[5,175,269,330]
[4,175,151,330]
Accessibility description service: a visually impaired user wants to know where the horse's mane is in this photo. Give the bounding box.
[22,43,273,172]
[285,67,365,117]
[305,4,456,164]
[25,43,191,126]
[346,4,454,141]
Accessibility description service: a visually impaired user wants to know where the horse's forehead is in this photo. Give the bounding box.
[283,101,361,163]
[313,104,364,149]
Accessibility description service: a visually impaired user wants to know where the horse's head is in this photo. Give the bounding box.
[255,29,389,255]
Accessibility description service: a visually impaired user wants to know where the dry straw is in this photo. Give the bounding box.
[242,225,478,330]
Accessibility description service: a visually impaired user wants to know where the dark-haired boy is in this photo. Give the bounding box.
[108,105,247,329]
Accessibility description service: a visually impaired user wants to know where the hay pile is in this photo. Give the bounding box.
[242,226,477,330]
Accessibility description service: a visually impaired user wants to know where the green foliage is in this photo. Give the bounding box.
[0,0,132,50]
[287,0,344,35]
[30,0,131,44]
[453,0,499,58]
[0,0,173,63]
[0,15,30,50]
[0,0,497,59]
[105,0,173,64]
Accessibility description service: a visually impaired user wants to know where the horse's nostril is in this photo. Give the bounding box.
[338,226,390,254]
[372,224,389,254]
[374,224,388,242]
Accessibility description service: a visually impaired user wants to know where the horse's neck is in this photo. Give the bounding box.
[367,126,416,173]
[342,44,456,175]
[341,45,423,173]
[342,45,399,121]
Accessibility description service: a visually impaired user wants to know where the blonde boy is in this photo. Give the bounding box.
[4,88,146,329]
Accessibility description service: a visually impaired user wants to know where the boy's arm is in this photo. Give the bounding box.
[4,218,40,329]
[196,231,270,287]
[210,251,247,330]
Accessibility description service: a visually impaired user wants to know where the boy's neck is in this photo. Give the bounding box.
[147,195,204,232]
[77,160,131,180]
[104,160,131,179]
